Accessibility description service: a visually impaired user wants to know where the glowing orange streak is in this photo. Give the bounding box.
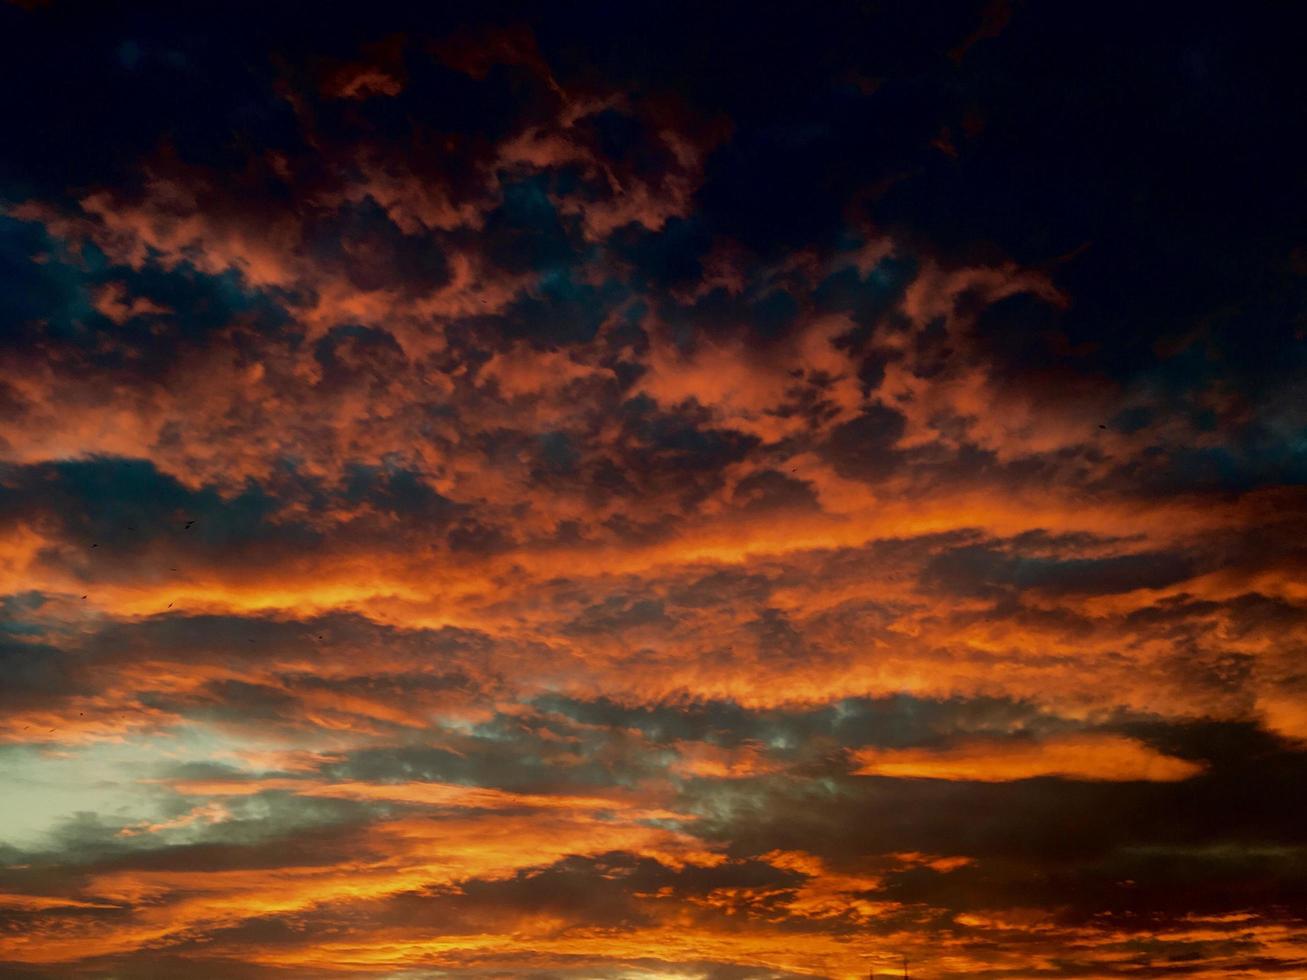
[851,733,1204,782]
[166,776,686,818]
[0,814,721,965]
[0,483,1268,626]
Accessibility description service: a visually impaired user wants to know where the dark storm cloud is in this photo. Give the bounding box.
[922,545,1200,598]
[536,694,1058,757]
[820,404,907,481]
[0,457,316,580]
[692,721,1307,867]
[0,637,74,707]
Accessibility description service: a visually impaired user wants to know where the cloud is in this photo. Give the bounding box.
[850,733,1205,782]
[1,2,1306,978]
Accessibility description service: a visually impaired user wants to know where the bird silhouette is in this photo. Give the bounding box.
[184,520,196,530]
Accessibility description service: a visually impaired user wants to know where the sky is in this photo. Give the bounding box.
[0,1,1305,977]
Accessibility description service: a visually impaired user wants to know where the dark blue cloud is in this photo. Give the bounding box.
[923,544,1199,598]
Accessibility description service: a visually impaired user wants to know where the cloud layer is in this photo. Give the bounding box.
[1,1,1305,977]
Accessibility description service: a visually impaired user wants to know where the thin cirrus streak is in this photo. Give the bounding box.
[0,2,1305,978]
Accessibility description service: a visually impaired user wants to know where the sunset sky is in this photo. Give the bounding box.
[2,2,1306,978]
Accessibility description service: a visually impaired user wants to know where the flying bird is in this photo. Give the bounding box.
[184,520,196,530]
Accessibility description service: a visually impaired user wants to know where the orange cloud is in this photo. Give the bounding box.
[851,733,1205,782]
[669,740,782,779]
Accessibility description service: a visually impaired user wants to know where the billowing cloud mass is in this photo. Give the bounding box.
[1,2,1305,978]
